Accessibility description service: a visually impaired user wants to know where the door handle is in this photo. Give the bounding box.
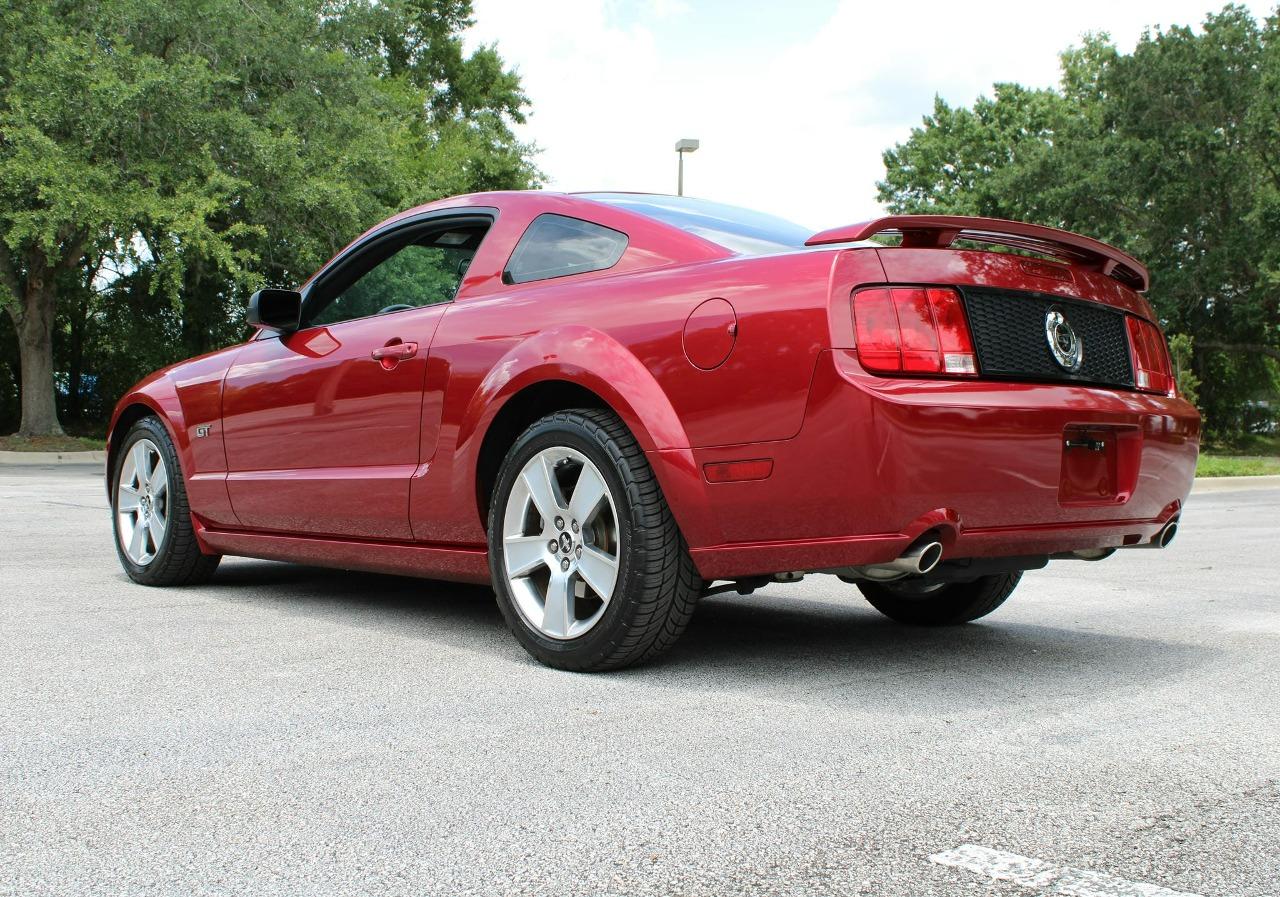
[371,340,418,369]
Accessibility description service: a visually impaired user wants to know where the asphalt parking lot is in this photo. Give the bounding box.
[1,464,1277,897]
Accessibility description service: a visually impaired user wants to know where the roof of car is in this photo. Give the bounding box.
[575,192,815,255]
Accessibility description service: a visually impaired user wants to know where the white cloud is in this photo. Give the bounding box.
[649,0,691,18]
[468,0,1275,230]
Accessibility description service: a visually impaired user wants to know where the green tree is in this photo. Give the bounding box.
[878,6,1280,437]
[878,84,1075,222]
[0,0,536,436]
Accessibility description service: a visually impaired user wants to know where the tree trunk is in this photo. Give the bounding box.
[11,275,64,437]
[2,240,85,438]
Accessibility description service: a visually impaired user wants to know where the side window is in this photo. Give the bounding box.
[305,223,486,328]
[504,214,628,285]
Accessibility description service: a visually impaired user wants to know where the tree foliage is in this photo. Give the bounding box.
[0,0,538,435]
[878,5,1280,438]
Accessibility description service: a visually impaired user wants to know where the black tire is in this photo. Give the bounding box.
[858,572,1021,625]
[111,416,221,586]
[488,408,700,672]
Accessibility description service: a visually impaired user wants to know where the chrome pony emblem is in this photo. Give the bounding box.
[1044,308,1083,372]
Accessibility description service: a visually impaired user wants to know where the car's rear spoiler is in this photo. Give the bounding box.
[805,215,1149,293]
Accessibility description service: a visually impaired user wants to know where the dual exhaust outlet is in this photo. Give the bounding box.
[843,517,1177,581]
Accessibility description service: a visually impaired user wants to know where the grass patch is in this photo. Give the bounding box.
[0,434,107,452]
[1202,433,1280,456]
[1198,432,1280,477]
[1196,454,1280,477]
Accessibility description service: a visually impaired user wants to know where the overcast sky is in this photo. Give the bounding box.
[465,1,1275,231]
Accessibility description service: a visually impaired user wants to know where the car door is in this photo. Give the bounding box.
[221,213,491,540]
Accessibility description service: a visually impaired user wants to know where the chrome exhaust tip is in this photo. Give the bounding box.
[905,539,945,575]
[840,538,945,582]
[1123,518,1179,550]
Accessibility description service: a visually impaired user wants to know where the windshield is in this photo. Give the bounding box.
[580,193,812,255]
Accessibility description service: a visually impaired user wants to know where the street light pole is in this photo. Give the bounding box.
[675,139,699,196]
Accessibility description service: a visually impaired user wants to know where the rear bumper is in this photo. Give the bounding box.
[661,350,1199,581]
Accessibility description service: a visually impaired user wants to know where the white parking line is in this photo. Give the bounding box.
[929,844,1207,897]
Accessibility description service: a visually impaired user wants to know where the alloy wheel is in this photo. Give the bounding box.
[116,438,169,566]
[501,446,621,640]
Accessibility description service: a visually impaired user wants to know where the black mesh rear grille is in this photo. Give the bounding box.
[962,288,1135,388]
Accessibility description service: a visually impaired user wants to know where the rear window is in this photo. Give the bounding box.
[582,193,812,255]
[504,214,628,284]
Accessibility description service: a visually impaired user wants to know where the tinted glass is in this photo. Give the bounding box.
[582,193,812,254]
[307,226,484,327]
[505,214,628,284]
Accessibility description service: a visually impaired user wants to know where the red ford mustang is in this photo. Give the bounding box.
[107,191,1200,670]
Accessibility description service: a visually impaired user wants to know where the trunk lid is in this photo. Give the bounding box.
[819,217,1172,394]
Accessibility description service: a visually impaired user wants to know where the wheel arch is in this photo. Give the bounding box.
[461,326,707,540]
[474,379,613,521]
[105,396,180,496]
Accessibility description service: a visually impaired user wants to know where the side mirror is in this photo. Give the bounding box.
[247,289,302,333]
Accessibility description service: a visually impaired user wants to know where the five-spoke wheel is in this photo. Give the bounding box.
[111,416,221,586]
[488,409,700,671]
[115,438,169,566]
[502,446,620,640]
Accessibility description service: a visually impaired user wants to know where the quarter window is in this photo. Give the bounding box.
[504,214,628,285]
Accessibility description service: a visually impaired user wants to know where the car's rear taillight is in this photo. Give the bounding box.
[852,287,978,376]
[1126,316,1174,395]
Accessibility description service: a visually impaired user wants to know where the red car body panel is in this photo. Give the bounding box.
[108,192,1200,587]
[220,306,447,540]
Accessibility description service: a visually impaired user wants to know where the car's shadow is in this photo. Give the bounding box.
[202,558,1212,711]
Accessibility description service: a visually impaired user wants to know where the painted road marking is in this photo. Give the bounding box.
[929,844,1206,897]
